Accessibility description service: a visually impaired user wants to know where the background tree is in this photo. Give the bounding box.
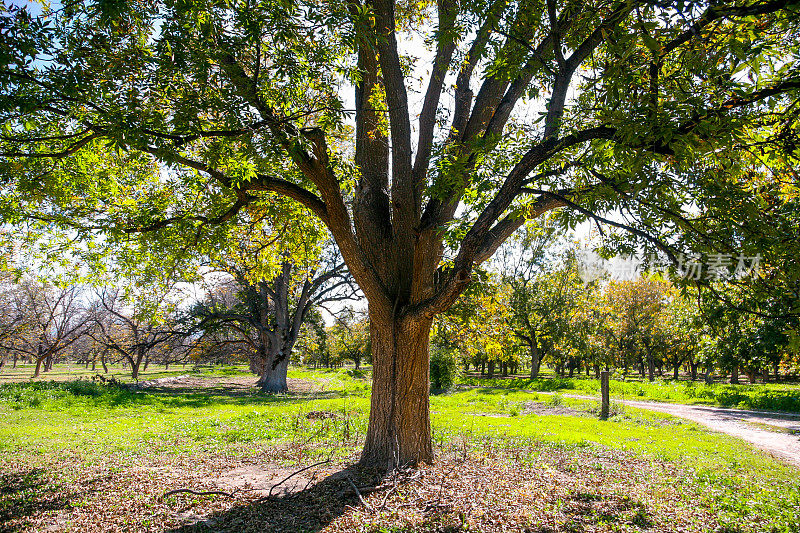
[0,271,30,370]
[603,277,670,381]
[499,229,587,378]
[191,224,356,391]
[654,291,700,380]
[6,280,89,377]
[327,308,371,370]
[89,286,184,380]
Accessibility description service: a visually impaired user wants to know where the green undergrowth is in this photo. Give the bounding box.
[1,368,798,531]
[460,374,800,413]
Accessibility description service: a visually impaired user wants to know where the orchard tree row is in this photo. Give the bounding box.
[0,272,189,378]
[434,226,800,385]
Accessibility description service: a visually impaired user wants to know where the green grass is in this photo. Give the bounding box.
[459,374,800,413]
[1,366,798,532]
[0,367,373,460]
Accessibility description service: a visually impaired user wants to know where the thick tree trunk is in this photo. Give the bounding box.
[257,356,291,392]
[131,359,141,380]
[360,315,433,470]
[250,342,292,393]
[33,350,48,378]
[487,360,495,378]
[647,354,655,382]
[673,364,680,380]
[730,365,739,384]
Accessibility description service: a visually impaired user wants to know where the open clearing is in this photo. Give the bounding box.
[527,391,800,469]
[607,398,800,468]
[1,367,799,532]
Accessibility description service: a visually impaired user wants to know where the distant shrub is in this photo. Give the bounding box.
[547,393,564,407]
[537,378,575,392]
[430,345,459,391]
[744,389,800,412]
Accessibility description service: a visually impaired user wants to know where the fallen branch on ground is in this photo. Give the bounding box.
[346,475,373,512]
[160,488,235,500]
[268,459,331,497]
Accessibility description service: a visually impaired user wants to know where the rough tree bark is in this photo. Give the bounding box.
[248,331,295,393]
[361,314,433,469]
[251,344,293,392]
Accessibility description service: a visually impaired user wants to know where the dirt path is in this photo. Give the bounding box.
[560,392,800,468]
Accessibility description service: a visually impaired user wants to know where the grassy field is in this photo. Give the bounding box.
[460,373,800,413]
[1,365,799,532]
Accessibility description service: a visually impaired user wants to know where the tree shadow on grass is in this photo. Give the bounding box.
[165,465,378,533]
[0,469,73,533]
[1,379,346,411]
[550,491,653,532]
[144,387,344,410]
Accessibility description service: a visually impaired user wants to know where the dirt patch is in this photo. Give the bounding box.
[3,438,792,533]
[140,375,320,397]
[523,401,586,417]
[327,444,719,533]
[215,464,316,497]
[135,375,192,389]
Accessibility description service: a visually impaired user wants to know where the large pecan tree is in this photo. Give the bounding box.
[2,0,799,468]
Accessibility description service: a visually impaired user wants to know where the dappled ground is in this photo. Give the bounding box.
[1,368,799,532]
[512,389,800,469]
[0,435,721,532]
[136,374,324,397]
